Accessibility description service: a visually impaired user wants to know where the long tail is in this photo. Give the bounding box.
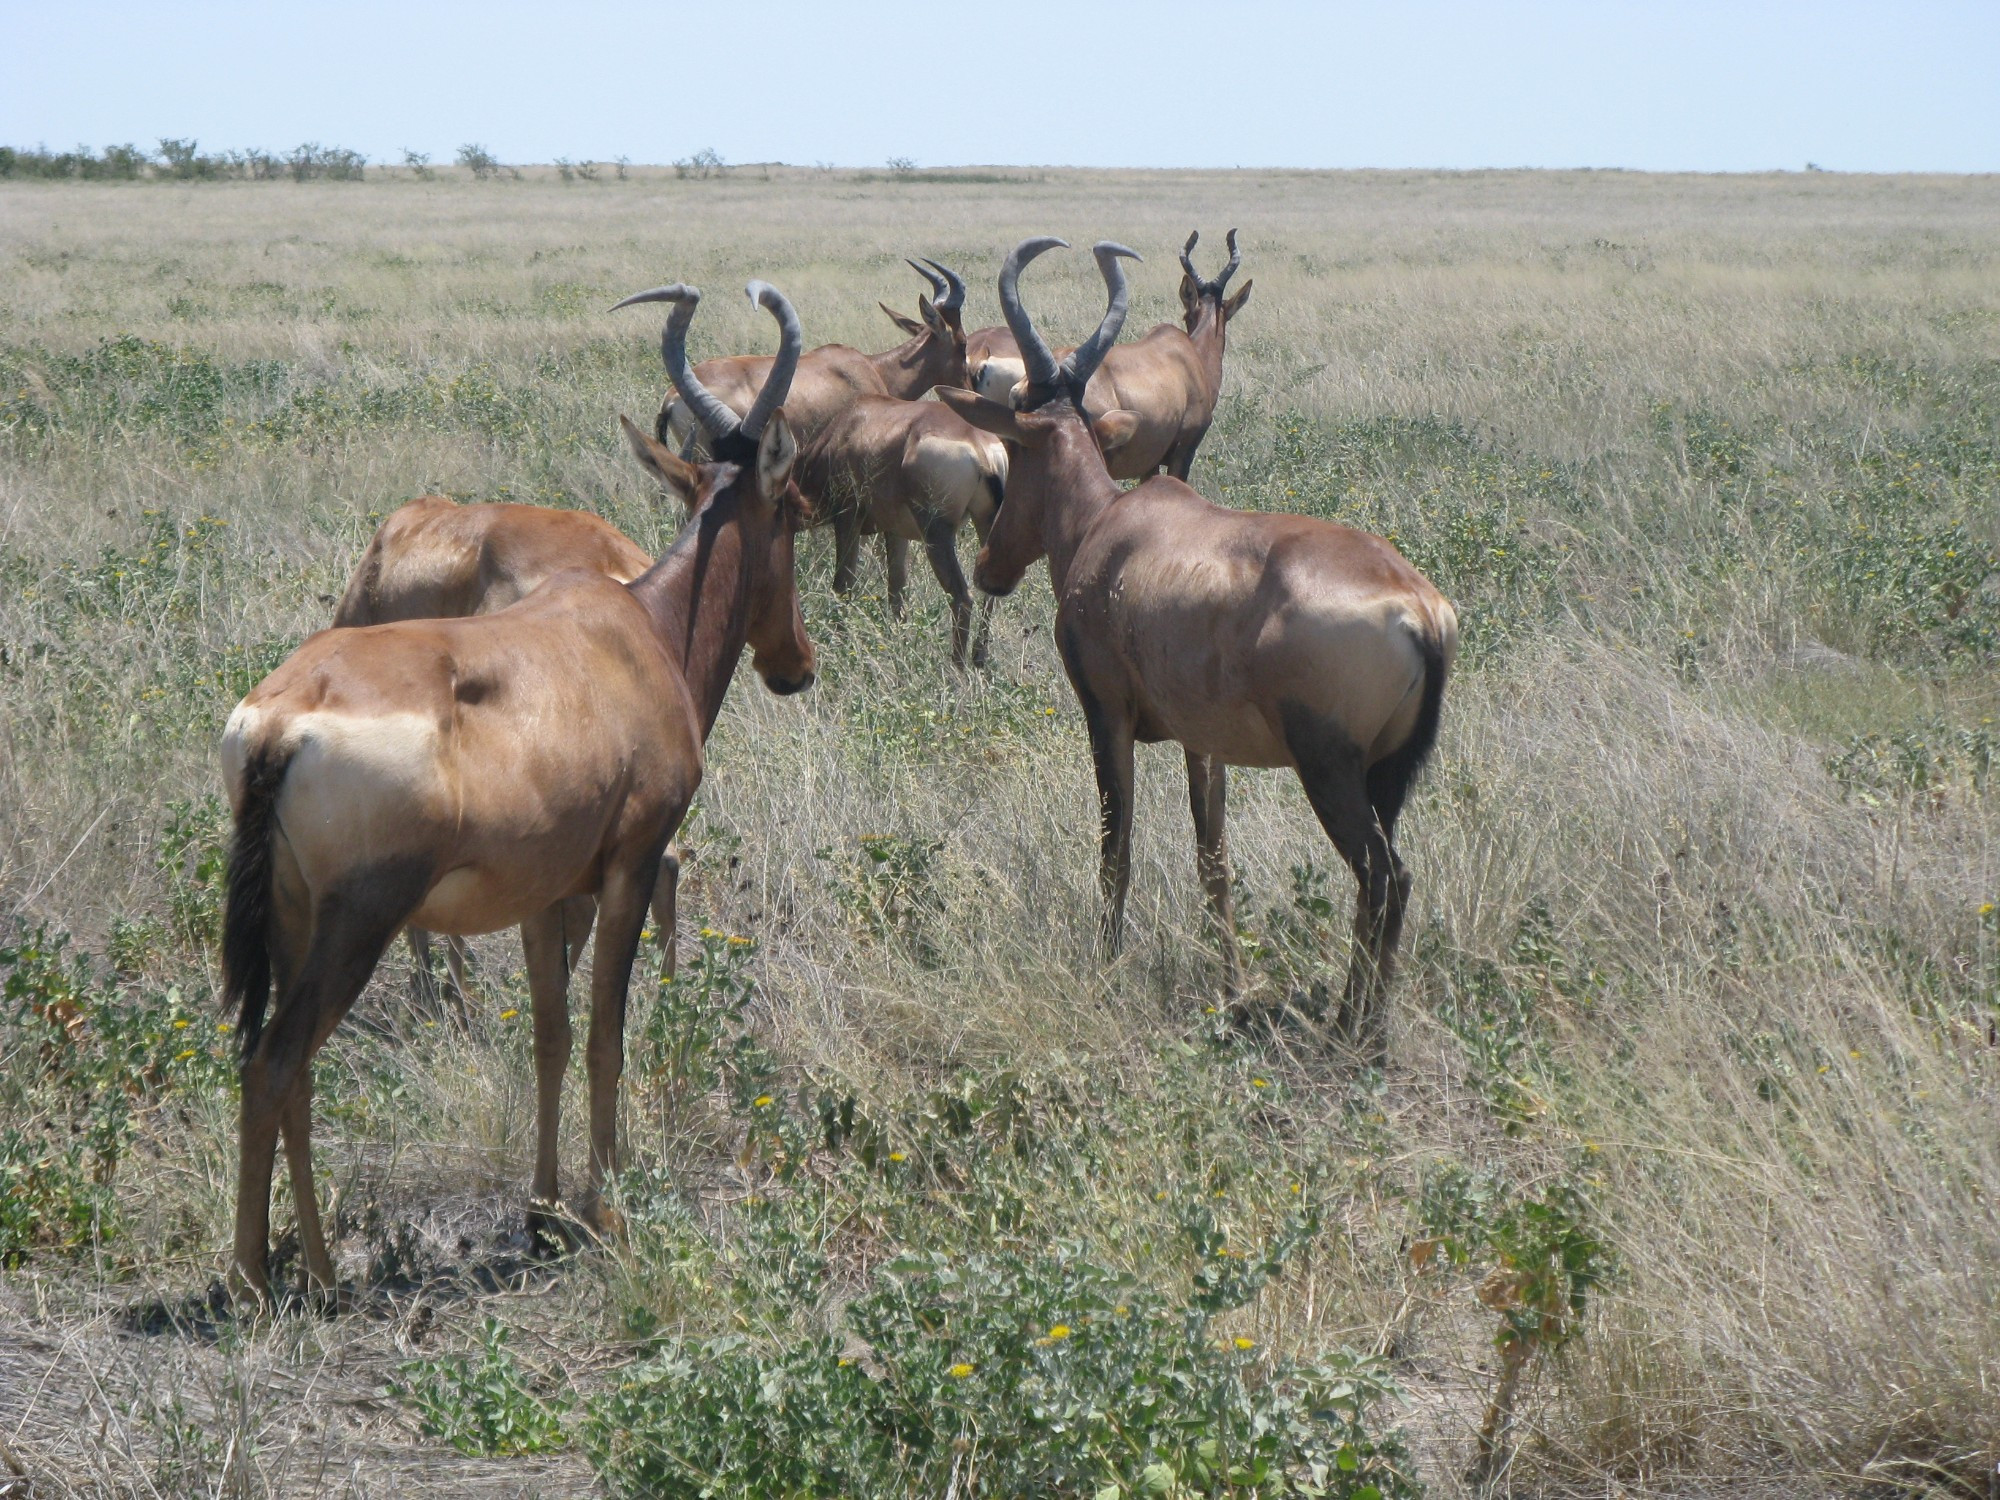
[1364,625,1450,832]
[222,747,289,1059]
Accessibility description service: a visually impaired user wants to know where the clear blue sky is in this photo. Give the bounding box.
[4,1,1995,173]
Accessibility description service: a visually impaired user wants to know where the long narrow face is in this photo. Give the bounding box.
[742,417,815,694]
[933,388,1075,597]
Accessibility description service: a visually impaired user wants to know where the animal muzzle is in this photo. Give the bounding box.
[760,666,816,696]
[972,553,1018,599]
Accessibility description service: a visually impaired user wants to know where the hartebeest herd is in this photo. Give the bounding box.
[218,233,1457,1303]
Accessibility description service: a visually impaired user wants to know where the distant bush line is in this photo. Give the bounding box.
[1,139,368,182]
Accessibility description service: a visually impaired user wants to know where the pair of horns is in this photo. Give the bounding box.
[610,280,802,446]
[1179,228,1242,298]
[905,256,966,313]
[997,236,1140,399]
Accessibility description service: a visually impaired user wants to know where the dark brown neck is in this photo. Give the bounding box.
[868,329,957,399]
[626,488,753,740]
[1040,413,1124,597]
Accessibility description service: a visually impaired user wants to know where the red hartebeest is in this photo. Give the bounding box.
[219,280,813,1303]
[797,395,1008,668]
[659,257,969,454]
[938,239,1454,1062]
[967,230,1251,485]
[332,472,699,1014]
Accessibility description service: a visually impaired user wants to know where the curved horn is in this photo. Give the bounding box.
[612,283,741,442]
[1215,228,1242,294]
[905,257,948,305]
[1179,229,1201,282]
[738,279,802,441]
[997,235,1068,391]
[921,257,967,312]
[1060,241,1141,389]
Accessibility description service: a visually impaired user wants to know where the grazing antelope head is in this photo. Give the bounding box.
[1177,228,1252,332]
[615,281,816,696]
[936,236,1141,598]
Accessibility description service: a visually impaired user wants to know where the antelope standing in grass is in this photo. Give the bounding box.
[219,280,813,1303]
[967,230,1251,484]
[799,396,1008,668]
[938,239,1454,1062]
[659,257,969,453]
[332,465,700,1015]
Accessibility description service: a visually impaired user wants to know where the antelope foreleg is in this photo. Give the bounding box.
[1081,696,1136,957]
[832,504,864,595]
[653,847,680,980]
[884,535,911,620]
[521,905,574,1242]
[578,858,656,1236]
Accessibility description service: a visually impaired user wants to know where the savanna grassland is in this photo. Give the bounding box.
[1,166,1997,1499]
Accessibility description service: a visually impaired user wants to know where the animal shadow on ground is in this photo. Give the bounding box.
[118,1202,571,1343]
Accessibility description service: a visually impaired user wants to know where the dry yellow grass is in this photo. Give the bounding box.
[1,168,1996,1497]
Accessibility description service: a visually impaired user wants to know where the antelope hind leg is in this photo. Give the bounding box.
[1284,704,1400,1065]
[234,862,430,1306]
[1185,750,1245,1001]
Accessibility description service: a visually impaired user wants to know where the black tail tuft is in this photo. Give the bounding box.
[222,748,288,1059]
[1365,628,1450,835]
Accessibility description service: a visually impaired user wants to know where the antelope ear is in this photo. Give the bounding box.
[1090,409,1141,456]
[880,301,926,337]
[919,294,949,336]
[1223,280,1253,321]
[1179,272,1201,312]
[621,414,700,505]
[936,385,1026,441]
[756,411,798,502]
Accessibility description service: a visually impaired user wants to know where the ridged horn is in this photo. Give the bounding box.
[996,235,1068,391]
[1060,241,1141,389]
[612,283,740,443]
[1216,228,1242,293]
[921,257,967,312]
[1179,228,1242,296]
[906,257,948,304]
[738,280,802,441]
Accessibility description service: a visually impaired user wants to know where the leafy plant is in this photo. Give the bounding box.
[825,833,946,965]
[585,1246,1416,1499]
[393,1316,571,1456]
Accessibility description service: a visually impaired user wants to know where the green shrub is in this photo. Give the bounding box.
[0,925,233,1262]
[585,1247,1416,1500]
[392,1317,571,1456]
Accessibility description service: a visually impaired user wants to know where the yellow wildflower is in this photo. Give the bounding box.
[175,1049,197,1061]
[888,1151,907,1162]
[1234,1337,1256,1351]
[172,1018,190,1029]
[1048,1324,1071,1340]
[754,1095,774,1108]
[948,1363,975,1378]
[499,1009,519,1021]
